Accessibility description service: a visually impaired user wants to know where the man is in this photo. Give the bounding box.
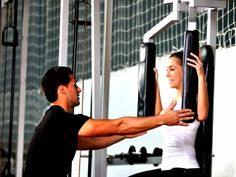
[23,66,194,177]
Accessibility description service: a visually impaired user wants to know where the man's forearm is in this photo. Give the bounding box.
[77,135,125,150]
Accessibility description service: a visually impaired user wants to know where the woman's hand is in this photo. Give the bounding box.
[153,67,159,80]
[187,52,205,78]
[187,52,209,121]
[160,99,177,115]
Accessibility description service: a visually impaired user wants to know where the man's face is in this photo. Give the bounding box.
[66,75,81,108]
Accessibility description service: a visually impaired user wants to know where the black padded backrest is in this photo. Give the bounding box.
[137,43,156,117]
[195,45,215,177]
[182,30,199,123]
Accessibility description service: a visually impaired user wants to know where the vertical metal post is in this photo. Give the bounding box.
[15,0,29,176]
[188,6,197,30]
[6,0,18,176]
[203,8,218,177]
[92,0,114,177]
[206,9,217,54]
[58,0,69,66]
[101,0,113,120]
[91,0,102,176]
[91,0,101,125]
[72,0,79,75]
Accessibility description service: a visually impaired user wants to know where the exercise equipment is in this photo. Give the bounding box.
[107,146,162,166]
[139,147,147,163]
[70,1,91,176]
[137,43,156,117]
[1,0,19,177]
[127,145,136,165]
[2,25,18,47]
[195,45,215,177]
[153,147,163,166]
[182,30,199,123]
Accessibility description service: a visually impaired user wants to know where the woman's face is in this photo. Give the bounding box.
[166,56,183,90]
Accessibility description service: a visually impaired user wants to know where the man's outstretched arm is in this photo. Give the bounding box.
[78,107,194,137]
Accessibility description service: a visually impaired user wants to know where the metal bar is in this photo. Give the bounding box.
[91,0,114,174]
[107,156,162,166]
[207,9,217,53]
[58,0,69,66]
[72,0,79,75]
[101,0,112,123]
[7,0,18,176]
[91,0,102,176]
[186,0,226,8]
[15,0,29,176]
[92,1,114,177]
[188,6,197,30]
[143,1,179,43]
[91,0,101,119]
[71,20,91,26]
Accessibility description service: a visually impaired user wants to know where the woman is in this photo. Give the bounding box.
[155,51,208,177]
[129,51,208,177]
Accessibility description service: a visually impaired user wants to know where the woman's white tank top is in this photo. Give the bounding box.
[159,99,200,170]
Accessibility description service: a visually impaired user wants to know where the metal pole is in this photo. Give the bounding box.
[72,0,79,75]
[58,0,69,66]
[6,0,18,176]
[15,0,29,176]
[91,1,102,177]
[206,9,217,54]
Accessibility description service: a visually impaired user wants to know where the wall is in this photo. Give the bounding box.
[211,46,236,177]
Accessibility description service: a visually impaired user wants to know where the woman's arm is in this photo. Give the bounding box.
[187,53,209,121]
[197,73,209,121]
[154,68,163,115]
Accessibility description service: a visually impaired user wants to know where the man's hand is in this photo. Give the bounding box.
[161,100,194,126]
[163,108,194,126]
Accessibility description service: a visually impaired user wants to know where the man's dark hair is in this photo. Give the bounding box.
[41,66,73,102]
[170,51,183,65]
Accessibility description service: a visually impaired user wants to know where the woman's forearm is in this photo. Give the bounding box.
[197,75,209,121]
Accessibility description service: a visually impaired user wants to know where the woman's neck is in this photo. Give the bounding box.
[175,89,182,100]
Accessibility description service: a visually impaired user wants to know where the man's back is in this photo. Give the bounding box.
[23,106,89,177]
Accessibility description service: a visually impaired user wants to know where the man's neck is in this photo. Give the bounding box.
[51,101,73,113]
